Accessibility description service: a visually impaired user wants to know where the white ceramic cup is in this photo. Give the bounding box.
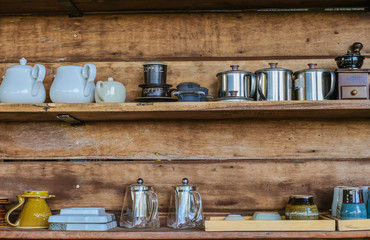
[95,77,126,103]
[331,186,350,217]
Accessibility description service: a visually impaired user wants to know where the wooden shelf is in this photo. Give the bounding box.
[0,0,368,16]
[0,101,368,122]
[1,227,370,239]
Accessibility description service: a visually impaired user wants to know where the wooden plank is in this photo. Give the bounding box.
[0,59,369,102]
[0,118,369,160]
[0,160,370,211]
[0,12,369,62]
[0,101,369,122]
[205,215,335,232]
[1,227,370,239]
[0,0,67,15]
[327,216,370,231]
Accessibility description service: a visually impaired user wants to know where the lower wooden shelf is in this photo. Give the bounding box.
[1,227,370,239]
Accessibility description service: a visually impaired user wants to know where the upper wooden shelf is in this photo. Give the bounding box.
[0,0,368,16]
[0,101,369,122]
[1,227,370,239]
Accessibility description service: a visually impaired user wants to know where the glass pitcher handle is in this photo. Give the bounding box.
[192,191,203,221]
[5,195,26,227]
[148,191,158,223]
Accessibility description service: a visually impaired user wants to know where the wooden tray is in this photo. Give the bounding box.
[205,215,335,232]
[326,215,370,231]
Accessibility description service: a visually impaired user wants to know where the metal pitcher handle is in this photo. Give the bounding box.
[82,63,96,97]
[256,71,267,100]
[31,64,45,97]
[148,190,158,223]
[5,195,26,227]
[324,72,336,99]
[248,74,257,98]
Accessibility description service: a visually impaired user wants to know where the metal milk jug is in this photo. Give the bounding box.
[120,178,159,228]
[5,191,55,228]
[0,58,46,103]
[167,178,203,229]
[256,63,293,101]
[293,63,336,100]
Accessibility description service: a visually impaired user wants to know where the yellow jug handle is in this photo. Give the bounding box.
[5,195,26,227]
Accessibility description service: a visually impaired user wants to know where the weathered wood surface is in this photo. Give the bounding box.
[1,0,369,15]
[0,119,369,160]
[1,60,369,102]
[0,160,369,211]
[1,227,370,239]
[0,101,369,121]
[0,12,369,62]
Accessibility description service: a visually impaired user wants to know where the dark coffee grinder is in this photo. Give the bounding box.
[335,42,369,99]
[135,62,177,102]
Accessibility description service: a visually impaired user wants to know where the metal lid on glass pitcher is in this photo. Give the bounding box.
[255,62,292,74]
[216,65,253,77]
[174,178,196,191]
[130,178,151,191]
[294,63,331,75]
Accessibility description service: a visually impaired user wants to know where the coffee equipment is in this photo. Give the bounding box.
[293,63,336,100]
[335,42,369,100]
[256,63,293,101]
[340,188,367,220]
[173,82,211,102]
[135,62,177,102]
[95,77,126,103]
[216,65,256,101]
[5,191,55,228]
[50,63,96,103]
[0,58,46,103]
[120,178,159,228]
[167,178,203,229]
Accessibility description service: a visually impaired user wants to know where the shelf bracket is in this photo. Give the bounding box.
[57,114,85,126]
[57,0,83,17]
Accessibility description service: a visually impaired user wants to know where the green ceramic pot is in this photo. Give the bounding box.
[285,195,319,220]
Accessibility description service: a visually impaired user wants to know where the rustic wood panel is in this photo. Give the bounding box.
[0,101,369,122]
[1,59,369,102]
[0,119,368,160]
[0,0,66,15]
[0,160,369,212]
[0,12,369,62]
[1,227,370,239]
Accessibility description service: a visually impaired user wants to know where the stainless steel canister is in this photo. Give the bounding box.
[216,65,256,101]
[255,63,293,101]
[293,63,336,100]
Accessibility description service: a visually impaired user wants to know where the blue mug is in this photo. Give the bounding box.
[340,188,367,220]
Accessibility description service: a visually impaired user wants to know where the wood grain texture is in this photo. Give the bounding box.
[0,160,370,212]
[1,59,369,102]
[0,101,369,122]
[1,227,370,239]
[0,12,369,62]
[0,119,369,160]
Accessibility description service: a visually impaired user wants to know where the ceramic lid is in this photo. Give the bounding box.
[10,58,32,70]
[216,65,253,76]
[255,62,292,73]
[143,61,167,66]
[294,63,331,75]
[174,178,196,191]
[130,178,151,191]
[104,77,124,86]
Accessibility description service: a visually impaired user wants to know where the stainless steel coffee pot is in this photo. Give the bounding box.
[256,63,293,101]
[294,63,336,100]
[120,178,159,228]
[167,178,203,229]
[216,65,256,101]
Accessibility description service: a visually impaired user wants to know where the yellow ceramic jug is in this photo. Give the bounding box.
[5,191,55,228]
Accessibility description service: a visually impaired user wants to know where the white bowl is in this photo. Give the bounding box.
[224,214,245,221]
[252,212,282,220]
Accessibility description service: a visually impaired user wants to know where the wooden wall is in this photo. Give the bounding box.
[0,11,369,215]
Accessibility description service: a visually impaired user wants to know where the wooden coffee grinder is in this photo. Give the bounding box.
[335,42,369,99]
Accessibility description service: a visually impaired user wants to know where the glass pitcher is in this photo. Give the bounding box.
[120,178,159,228]
[167,178,203,229]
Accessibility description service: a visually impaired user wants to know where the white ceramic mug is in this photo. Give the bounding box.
[95,77,126,103]
[0,58,46,103]
[333,186,351,218]
[50,64,96,103]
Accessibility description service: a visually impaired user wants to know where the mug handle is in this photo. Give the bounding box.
[95,81,105,102]
[5,195,26,227]
[256,71,267,100]
[324,72,336,99]
[192,191,203,221]
[82,63,96,97]
[31,64,46,97]
[147,191,158,223]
